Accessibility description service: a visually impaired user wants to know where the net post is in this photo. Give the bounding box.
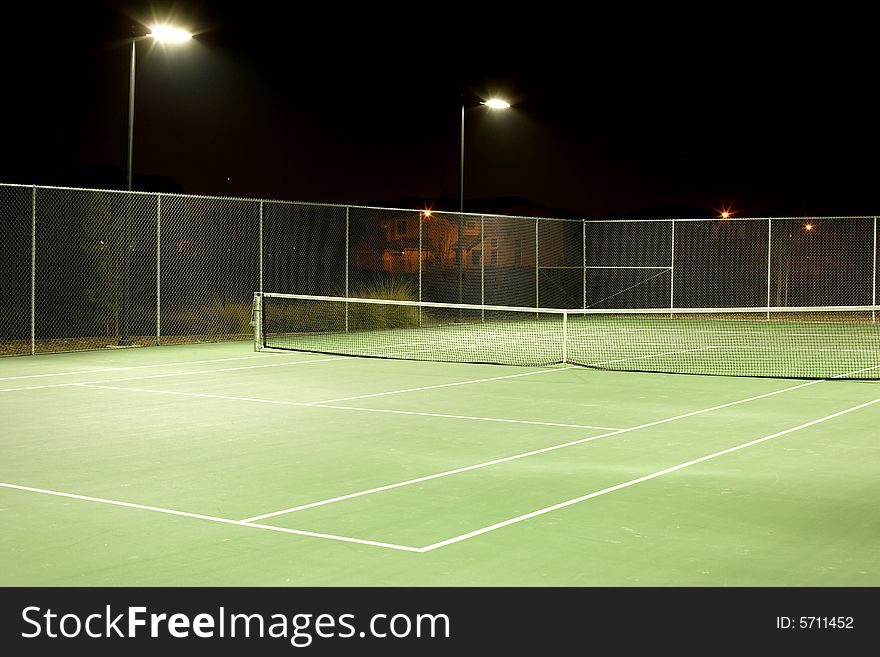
[156,193,161,346]
[345,206,350,332]
[669,219,675,317]
[766,217,772,320]
[562,311,568,364]
[30,185,36,356]
[252,292,262,351]
[872,216,877,323]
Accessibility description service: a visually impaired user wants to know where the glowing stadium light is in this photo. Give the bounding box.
[804,223,814,231]
[720,211,731,219]
[148,25,193,43]
[422,209,432,218]
[481,98,511,109]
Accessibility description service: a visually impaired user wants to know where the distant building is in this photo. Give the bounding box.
[351,198,575,276]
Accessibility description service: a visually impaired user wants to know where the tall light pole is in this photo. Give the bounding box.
[119,24,193,346]
[457,97,510,308]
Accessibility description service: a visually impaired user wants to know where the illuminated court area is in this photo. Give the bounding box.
[1,340,878,586]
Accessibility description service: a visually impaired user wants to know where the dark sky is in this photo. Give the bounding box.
[2,2,877,217]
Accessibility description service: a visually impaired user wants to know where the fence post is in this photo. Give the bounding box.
[345,206,350,332]
[669,219,675,314]
[582,218,587,309]
[766,218,773,319]
[156,194,161,345]
[480,214,485,322]
[259,200,264,296]
[31,185,36,356]
[873,216,877,323]
[535,218,539,317]
[418,208,422,327]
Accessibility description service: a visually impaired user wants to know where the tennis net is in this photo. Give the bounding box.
[255,293,880,379]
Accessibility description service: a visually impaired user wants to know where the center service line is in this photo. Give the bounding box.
[303,366,577,405]
[241,377,825,522]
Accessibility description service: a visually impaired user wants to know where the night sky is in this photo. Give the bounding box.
[2,2,877,217]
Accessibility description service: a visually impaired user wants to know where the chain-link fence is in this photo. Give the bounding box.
[1,182,877,356]
[0,185,32,356]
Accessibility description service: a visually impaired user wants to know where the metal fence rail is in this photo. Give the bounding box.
[1,183,877,356]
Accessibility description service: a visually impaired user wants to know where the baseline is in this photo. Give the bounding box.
[0,356,353,393]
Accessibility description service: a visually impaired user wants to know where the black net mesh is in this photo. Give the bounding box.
[261,294,880,380]
[262,296,563,367]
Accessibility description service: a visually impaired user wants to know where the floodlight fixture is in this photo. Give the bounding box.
[481,98,511,109]
[148,25,193,43]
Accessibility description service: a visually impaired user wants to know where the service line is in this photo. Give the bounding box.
[76,382,617,431]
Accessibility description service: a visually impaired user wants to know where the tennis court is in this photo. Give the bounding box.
[2,329,878,586]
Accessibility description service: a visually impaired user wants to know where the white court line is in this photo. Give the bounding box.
[586,327,870,338]
[585,346,723,367]
[311,404,621,431]
[303,366,576,405]
[0,482,420,553]
[240,377,824,522]
[0,356,352,393]
[0,353,294,382]
[3,395,875,554]
[418,395,880,552]
[76,383,622,431]
[577,333,879,356]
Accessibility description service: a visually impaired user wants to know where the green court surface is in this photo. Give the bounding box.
[1,341,878,586]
